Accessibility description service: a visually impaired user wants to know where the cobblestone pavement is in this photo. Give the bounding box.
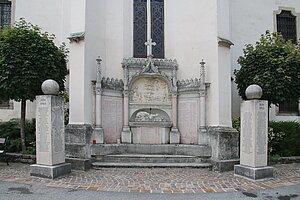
[0,162,300,194]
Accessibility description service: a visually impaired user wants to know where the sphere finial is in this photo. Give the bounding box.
[245,84,263,100]
[41,79,60,95]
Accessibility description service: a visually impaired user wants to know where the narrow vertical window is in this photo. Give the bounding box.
[276,10,297,43]
[133,0,164,58]
[133,0,147,58]
[276,10,299,114]
[151,0,164,58]
[0,0,11,29]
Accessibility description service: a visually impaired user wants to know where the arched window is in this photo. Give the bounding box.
[133,0,164,58]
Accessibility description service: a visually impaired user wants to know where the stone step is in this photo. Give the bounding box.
[91,144,212,157]
[92,162,212,169]
[97,154,209,163]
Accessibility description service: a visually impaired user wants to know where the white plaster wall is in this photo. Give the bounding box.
[14,0,70,46]
[68,0,87,124]
[165,0,230,127]
[0,101,36,122]
[230,0,300,120]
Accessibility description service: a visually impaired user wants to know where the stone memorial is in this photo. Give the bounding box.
[234,84,273,180]
[30,79,71,179]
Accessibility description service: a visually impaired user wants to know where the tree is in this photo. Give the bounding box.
[0,19,68,151]
[235,31,300,106]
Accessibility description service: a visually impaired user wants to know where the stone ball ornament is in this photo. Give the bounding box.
[245,84,263,100]
[41,79,60,95]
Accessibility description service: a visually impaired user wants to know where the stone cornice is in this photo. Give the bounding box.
[67,32,85,43]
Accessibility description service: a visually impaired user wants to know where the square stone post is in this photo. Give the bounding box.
[170,93,180,144]
[93,57,104,144]
[30,93,71,179]
[234,85,273,180]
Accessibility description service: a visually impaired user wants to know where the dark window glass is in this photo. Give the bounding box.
[279,101,299,114]
[0,99,9,108]
[133,0,147,58]
[151,0,164,58]
[133,0,164,58]
[0,0,11,29]
[276,10,297,43]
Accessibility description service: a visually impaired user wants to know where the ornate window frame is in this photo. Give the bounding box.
[273,7,300,42]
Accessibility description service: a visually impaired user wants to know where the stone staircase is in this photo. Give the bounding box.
[91,144,212,169]
[92,154,211,168]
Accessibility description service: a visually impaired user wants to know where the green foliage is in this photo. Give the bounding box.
[58,89,69,125]
[232,118,300,156]
[0,19,68,102]
[0,120,36,154]
[235,31,300,105]
[232,118,240,133]
[268,121,300,156]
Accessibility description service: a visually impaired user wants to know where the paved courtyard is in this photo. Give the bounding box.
[0,162,299,194]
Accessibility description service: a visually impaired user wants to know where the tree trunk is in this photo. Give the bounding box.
[20,99,26,151]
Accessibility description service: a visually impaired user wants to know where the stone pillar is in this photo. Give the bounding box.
[93,57,104,144]
[170,93,180,144]
[30,80,71,179]
[234,84,273,180]
[121,90,132,143]
[121,64,131,143]
[198,60,208,145]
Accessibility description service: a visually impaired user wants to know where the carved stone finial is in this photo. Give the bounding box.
[96,56,103,88]
[245,84,263,100]
[199,59,206,88]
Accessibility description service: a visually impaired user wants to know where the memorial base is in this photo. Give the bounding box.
[170,127,180,144]
[30,163,71,179]
[121,126,132,143]
[234,165,273,180]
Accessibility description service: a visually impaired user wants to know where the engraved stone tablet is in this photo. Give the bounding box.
[103,98,123,143]
[240,100,268,168]
[178,100,198,144]
[36,95,65,166]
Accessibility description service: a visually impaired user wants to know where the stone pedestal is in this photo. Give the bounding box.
[208,126,239,172]
[30,95,71,179]
[234,99,273,180]
[121,126,132,143]
[170,127,180,144]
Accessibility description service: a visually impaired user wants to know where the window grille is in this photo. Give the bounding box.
[0,0,11,29]
[279,101,299,114]
[276,10,297,43]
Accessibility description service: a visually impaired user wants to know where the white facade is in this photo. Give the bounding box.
[1,0,299,124]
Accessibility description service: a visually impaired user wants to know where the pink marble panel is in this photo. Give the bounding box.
[103,98,123,143]
[178,100,198,144]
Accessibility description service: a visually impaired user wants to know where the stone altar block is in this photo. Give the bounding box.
[30,95,71,179]
[234,98,273,180]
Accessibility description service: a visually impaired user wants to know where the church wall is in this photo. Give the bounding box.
[68,0,89,124]
[165,0,231,127]
[230,0,300,120]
